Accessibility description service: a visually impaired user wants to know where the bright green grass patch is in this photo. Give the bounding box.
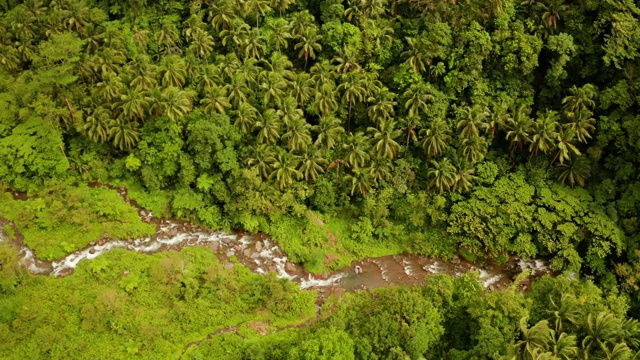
[269,213,404,274]
[0,246,317,359]
[110,179,173,219]
[0,185,155,260]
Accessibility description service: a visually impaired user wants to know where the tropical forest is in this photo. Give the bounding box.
[1,0,640,358]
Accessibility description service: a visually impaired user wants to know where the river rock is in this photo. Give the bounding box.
[452,259,460,265]
[225,263,234,270]
[89,249,95,254]
[285,262,296,273]
[268,265,277,273]
[250,252,260,259]
[226,251,234,257]
[255,242,263,252]
[209,242,219,252]
[243,249,251,257]
[89,242,96,246]
[234,245,241,251]
[222,237,231,244]
[170,228,178,236]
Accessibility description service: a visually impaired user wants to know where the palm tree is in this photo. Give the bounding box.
[536,0,570,32]
[255,109,282,145]
[277,96,304,128]
[548,332,578,360]
[271,0,293,15]
[160,87,192,122]
[244,28,267,60]
[289,10,316,38]
[108,117,140,151]
[402,37,428,73]
[343,132,371,169]
[313,116,345,150]
[313,85,339,117]
[551,128,581,165]
[368,158,393,186]
[456,105,491,139]
[207,0,236,31]
[345,168,374,197]
[260,71,287,108]
[337,72,366,124]
[246,144,276,180]
[548,294,582,333]
[505,105,534,155]
[290,72,315,107]
[112,88,148,121]
[310,60,336,91]
[400,116,420,156]
[282,118,313,152]
[189,28,215,60]
[200,85,232,115]
[459,135,488,164]
[562,84,597,115]
[228,73,253,108]
[234,103,259,134]
[295,28,322,69]
[583,312,622,356]
[268,18,292,51]
[297,149,328,181]
[557,156,591,187]
[428,157,457,193]
[270,150,302,189]
[128,56,158,91]
[367,88,397,125]
[419,118,451,158]
[243,0,271,27]
[368,119,402,159]
[453,166,476,193]
[515,318,554,359]
[563,108,596,144]
[96,73,123,102]
[530,110,560,158]
[403,83,436,118]
[83,107,110,144]
[159,55,187,88]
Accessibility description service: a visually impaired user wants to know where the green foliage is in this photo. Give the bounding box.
[0,185,154,260]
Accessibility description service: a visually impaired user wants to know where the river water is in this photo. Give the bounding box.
[0,189,554,296]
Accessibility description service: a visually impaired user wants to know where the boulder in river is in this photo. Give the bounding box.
[250,252,260,259]
[243,249,251,257]
[255,242,263,252]
[170,228,178,236]
[285,262,296,273]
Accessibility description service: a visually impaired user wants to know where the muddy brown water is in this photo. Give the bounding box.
[0,187,554,297]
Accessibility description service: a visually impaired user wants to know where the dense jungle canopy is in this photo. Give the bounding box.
[2,0,640,358]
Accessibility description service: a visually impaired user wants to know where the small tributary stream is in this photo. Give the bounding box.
[0,188,554,297]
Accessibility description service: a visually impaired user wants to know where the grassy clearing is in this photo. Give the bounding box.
[0,184,155,260]
[0,246,316,359]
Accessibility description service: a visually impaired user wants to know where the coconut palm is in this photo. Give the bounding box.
[530,110,560,158]
[547,294,582,333]
[563,108,596,144]
[583,312,622,356]
[271,0,293,15]
[295,28,322,69]
[505,105,534,155]
[368,119,402,159]
[207,0,236,31]
[562,84,597,115]
[419,118,451,158]
[242,0,271,26]
[345,168,375,197]
[246,144,276,179]
[399,116,420,156]
[96,73,123,102]
[200,85,232,115]
[453,166,476,193]
[128,56,158,91]
[402,37,428,73]
[459,135,488,164]
[270,150,302,189]
[159,55,187,88]
[428,157,457,193]
[515,318,554,359]
[244,28,267,60]
[228,73,253,108]
[83,107,111,144]
[313,85,339,117]
[551,128,581,165]
[456,105,491,139]
[367,87,397,125]
[343,132,371,169]
[313,116,345,150]
[403,83,435,118]
[290,10,315,38]
[290,72,315,107]
[368,158,393,186]
[112,88,149,121]
[234,102,259,134]
[548,332,578,360]
[160,87,193,122]
[297,149,328,181]
[260,71,287,108]
[108,117,140,151]
[282,118,313,152]
[268,18,292,51]
[557,155,590,187]
[189,28,214,60]
[310,60,336,91]
[337,71,367,123]
[254,109,282,145]
[277,96,304,128]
